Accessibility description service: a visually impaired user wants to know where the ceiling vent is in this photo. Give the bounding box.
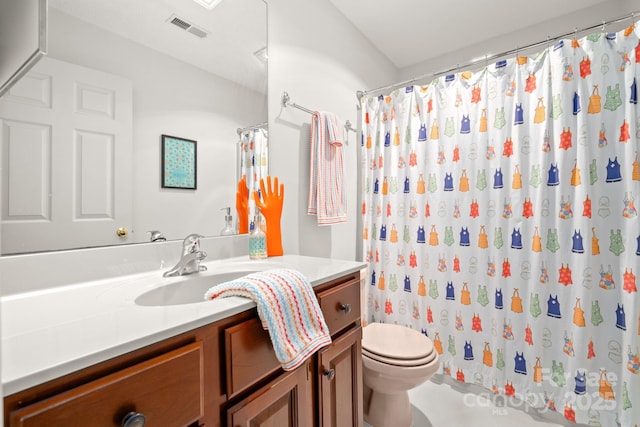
[167,14,209,38]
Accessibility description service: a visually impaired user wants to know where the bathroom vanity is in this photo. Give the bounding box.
[2,255,364,427]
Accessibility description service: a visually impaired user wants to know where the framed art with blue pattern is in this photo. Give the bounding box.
[161,134,197,189]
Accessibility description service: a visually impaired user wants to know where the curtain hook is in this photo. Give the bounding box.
[572,27,579,50]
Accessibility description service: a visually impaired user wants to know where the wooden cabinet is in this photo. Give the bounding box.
[224,317,280,399]
[226,362,313,427]
[4,271,362,427]
[317,277,361,336]
[223,273,363,427]
[316,276,363,427]
[9,342,203,427]
[318,326,363,427]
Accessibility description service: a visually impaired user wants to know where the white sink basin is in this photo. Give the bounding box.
[135,270,256,306]
[135,259,290,307]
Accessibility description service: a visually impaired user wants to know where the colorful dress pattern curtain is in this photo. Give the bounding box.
[361,23,639,427]
[239,127,269,215]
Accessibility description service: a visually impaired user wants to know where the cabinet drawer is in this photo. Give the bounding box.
[225,317,280,398]
[9,342,203,427]
[318,278,361,336]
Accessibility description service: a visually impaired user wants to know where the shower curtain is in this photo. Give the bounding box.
[239,127,269,215]
[361,22,639,427]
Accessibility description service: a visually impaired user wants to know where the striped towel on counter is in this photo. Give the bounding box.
[308,111,347,225]
[204,269,331,371]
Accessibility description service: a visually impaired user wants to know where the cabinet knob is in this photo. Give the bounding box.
[116,227,129,238]
[122,412,146,427]
[340,303,352,314]
[323,368,336,381]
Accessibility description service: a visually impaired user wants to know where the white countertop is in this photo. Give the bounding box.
[1,255,365,396]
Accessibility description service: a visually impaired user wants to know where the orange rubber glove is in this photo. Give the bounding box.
[235,176,249,234]
[254,175,284,256]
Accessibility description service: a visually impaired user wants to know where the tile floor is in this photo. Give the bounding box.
[365,375,580,427]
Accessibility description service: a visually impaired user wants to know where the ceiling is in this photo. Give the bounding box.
[49,0,267,92]
[49,0,622,86]
[329,0,611,69]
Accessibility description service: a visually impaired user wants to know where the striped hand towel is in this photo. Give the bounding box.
[204,269,331,371]
[308,111,347,225]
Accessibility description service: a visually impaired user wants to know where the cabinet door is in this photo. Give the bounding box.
[227,362,313,427]
[318,326,363,427]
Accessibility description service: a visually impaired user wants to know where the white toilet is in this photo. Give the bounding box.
[362,323,440,427]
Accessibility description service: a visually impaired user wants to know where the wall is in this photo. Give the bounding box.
[266,0,396,261]
[47,9,267,243]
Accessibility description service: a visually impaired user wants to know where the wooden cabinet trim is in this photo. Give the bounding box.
[313,273,359,294]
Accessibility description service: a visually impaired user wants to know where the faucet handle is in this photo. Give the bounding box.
[182,234,204,254]
[183,234,204,244]
[148,230,166,242]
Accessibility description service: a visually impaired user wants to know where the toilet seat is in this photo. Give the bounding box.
[362,323,436,367]
[362,348,438,367]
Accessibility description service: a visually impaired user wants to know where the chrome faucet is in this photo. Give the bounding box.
[163,234,208,277]
[148,230,166,242]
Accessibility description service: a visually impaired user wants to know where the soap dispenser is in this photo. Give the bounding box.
[220,207,236,236]
[249,209,267,259]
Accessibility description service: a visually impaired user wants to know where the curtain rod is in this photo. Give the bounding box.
[357,9,639,99]
[282,91,315,114]
[281,91,356,132]
[237,122,268,136]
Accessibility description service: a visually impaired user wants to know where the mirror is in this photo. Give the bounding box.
[0,0,267,254]
[0,0,47,97]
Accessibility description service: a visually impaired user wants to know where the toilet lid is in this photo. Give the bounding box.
[362,347,438,367]
[362,323,435,363]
